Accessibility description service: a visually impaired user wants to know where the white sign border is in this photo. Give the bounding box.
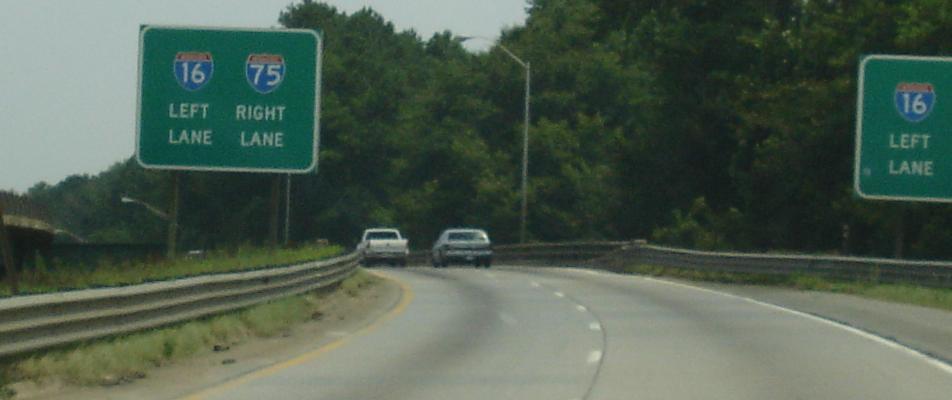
[854,54,952,202]
[135,25,322,174]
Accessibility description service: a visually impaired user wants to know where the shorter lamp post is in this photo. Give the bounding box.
[121,195,177,258]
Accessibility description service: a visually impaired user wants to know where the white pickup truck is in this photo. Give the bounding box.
[357,228,409,267]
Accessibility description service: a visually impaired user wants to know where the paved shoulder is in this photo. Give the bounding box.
[690,280,952,363]
[517,267,952,400]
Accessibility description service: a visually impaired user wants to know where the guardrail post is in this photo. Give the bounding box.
[0,205,19,294]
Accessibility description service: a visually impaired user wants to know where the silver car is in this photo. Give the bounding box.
[431,228,492,268]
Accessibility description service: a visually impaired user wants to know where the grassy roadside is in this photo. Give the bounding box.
[0,245,343,297]
[1,270,379,395]
[625,264,952,312]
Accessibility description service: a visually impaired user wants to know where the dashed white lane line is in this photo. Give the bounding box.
[587,350,603,364]
[524,279,605,372]
[498,312,517,325]
[642,276,952,377]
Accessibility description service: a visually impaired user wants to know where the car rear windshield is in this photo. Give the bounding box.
[448,231,487,241]
[366,231,399,240]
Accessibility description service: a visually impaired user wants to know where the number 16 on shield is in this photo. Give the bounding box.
[895,82,935,123]
[173,52,214,91]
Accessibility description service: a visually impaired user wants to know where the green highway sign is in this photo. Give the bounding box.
[855,54,952,202]
[136,26,321,173]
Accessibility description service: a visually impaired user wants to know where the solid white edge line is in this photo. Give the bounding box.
[640,276,952,376]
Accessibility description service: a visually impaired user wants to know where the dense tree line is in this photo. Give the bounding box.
[25,0,952,259]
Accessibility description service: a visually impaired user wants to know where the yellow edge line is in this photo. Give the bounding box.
[178,270,414,400]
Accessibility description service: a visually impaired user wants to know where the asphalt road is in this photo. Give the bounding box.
[185,267,952,400]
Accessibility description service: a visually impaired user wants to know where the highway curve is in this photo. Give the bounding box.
[184,267,952,400]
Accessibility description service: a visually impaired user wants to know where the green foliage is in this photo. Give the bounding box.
[0,245,341,297]
[340,269,377,297]
[23,0,952,259]
[0,370,12,400]
[651,198,744,250]
[8,271,379,387]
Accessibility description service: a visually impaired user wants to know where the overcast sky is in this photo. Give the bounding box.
[0,0,527,193]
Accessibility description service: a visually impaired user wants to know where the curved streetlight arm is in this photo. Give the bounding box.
[496,43,528,68]
[54,228,87,243]
[121,195,170,221]
[456,36,528,68]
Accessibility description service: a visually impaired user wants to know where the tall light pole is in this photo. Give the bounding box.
[459,36,531,243]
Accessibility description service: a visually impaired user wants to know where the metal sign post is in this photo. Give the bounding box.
[167,172,180,258]
[0,206,19,294]
[284,174,291,246]
[136,26,322,250]
[269,175,281,247]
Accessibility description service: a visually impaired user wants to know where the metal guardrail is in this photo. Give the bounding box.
[406,241,630,266]
[487,241,952,288]
[6,239,940,358]
[492,241,631,265]
[0,252,359,359]
[630,244,952,288]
